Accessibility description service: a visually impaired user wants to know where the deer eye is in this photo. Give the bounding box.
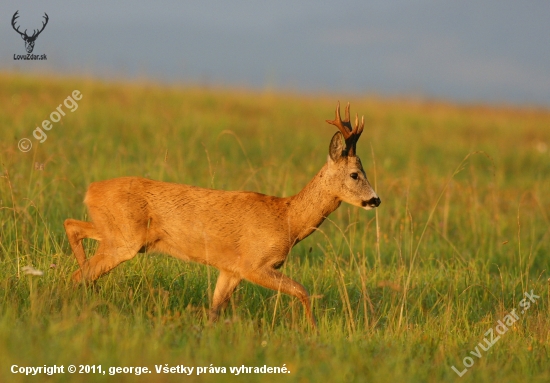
[350,172,358,180]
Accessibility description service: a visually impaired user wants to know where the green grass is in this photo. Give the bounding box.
[1,72,549,382]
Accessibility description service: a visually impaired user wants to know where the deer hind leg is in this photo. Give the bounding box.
[244,267,317,329]
[209,270,242,323]
[72,238,142,284]
[64,218,139,283]
[64,219,100,268]
[69,199,150,284]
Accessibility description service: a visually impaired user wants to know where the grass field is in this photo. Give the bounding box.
[1,73,549,382]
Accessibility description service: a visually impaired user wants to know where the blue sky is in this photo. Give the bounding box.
[2,0,549,105]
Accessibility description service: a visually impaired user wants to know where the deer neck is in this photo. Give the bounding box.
[287,163,341,242]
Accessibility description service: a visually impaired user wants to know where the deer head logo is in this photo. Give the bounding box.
[12,11,49,54]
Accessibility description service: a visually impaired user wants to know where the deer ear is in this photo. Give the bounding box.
[329,132,347,162]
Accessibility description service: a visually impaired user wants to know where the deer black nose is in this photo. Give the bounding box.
[367,197,381,207]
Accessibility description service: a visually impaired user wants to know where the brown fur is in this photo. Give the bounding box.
[64,103,380,328]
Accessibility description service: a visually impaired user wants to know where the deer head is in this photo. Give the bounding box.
[325,102,381,210]
[12,11,49,54]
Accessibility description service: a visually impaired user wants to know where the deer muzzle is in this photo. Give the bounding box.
[362,196,381,209]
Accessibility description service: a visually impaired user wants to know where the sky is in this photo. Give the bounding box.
[1,0,549,106]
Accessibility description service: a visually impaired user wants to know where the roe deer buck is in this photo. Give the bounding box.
[64,102,381,328]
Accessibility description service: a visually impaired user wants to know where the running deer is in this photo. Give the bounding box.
[64,102,381,328]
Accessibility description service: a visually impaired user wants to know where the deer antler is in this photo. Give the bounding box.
[325,101,364,156]
[11,11,26,38]
[30,13,49,39]
[11,11,49,40]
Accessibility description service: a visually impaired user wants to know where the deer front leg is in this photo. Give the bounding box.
[209,270,242,323]
[244,267,317,329]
